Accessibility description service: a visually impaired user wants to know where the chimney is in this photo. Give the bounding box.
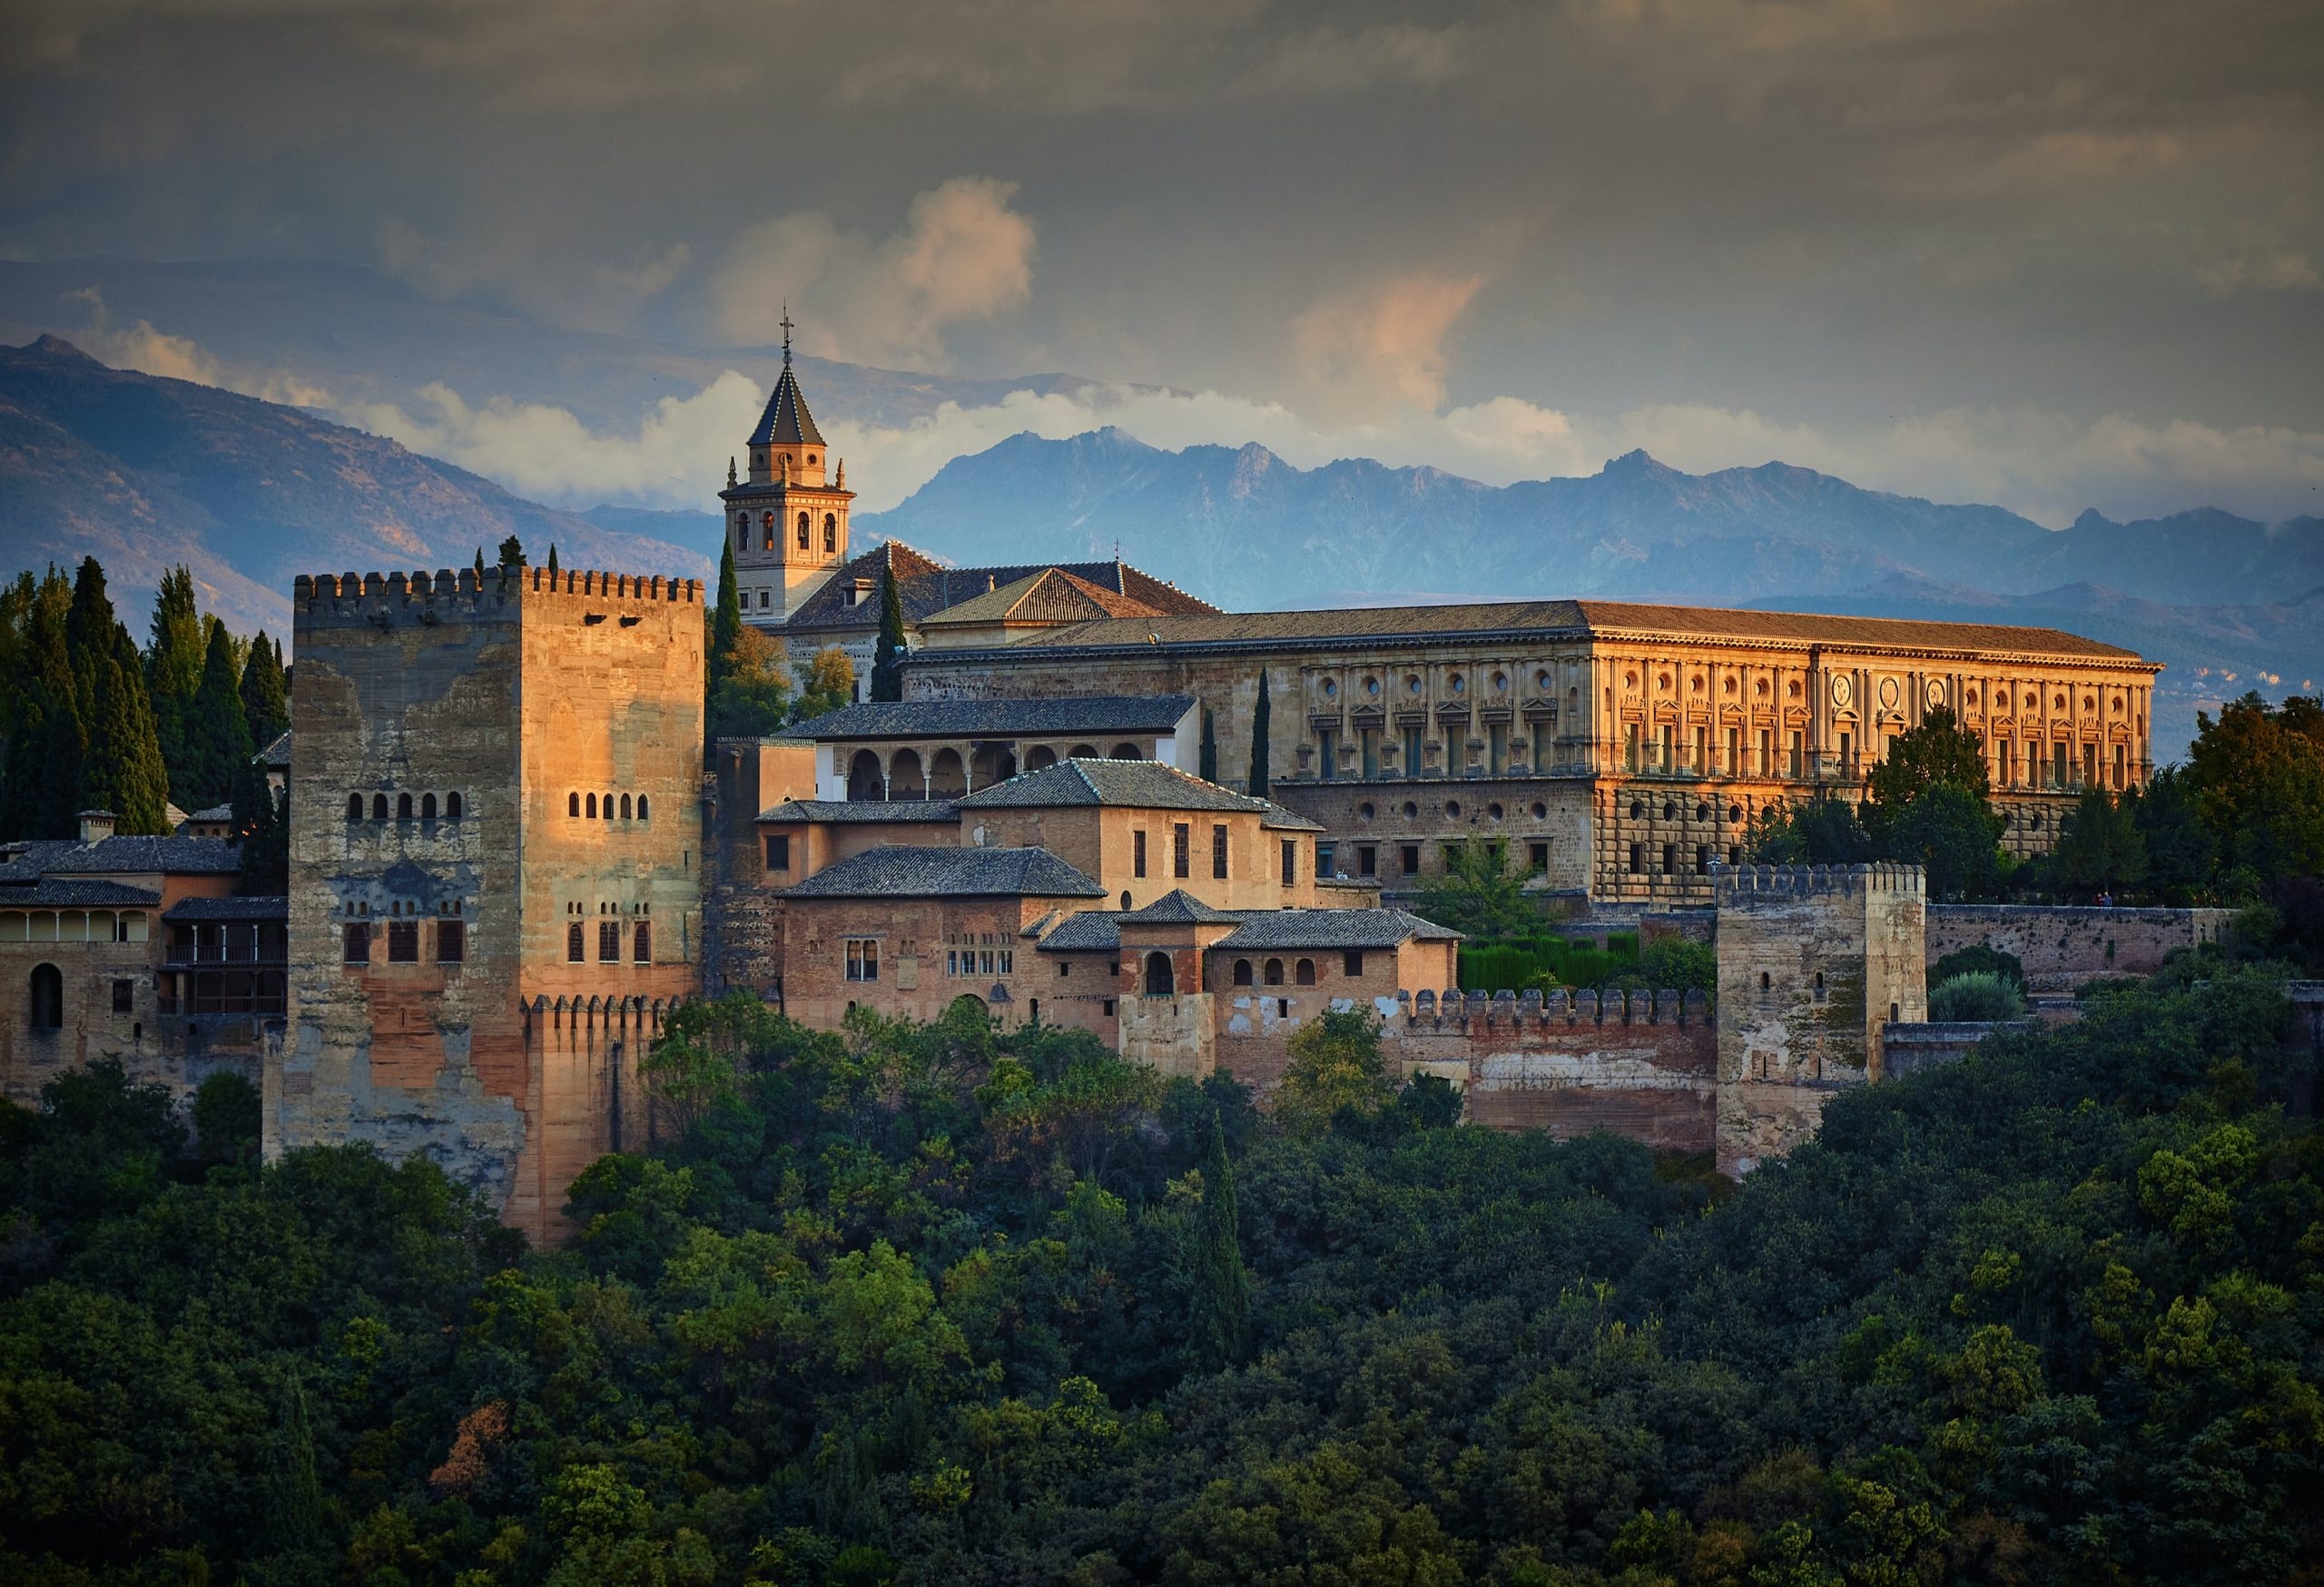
[78,809,116,843]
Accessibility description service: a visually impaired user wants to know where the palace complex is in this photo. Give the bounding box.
[1,344,2195,1239]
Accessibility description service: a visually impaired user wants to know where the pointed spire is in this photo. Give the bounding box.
[726,455,737,487]
[780,302,794,366]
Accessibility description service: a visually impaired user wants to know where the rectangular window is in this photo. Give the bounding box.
[2054,742,2070,787]
[633,922,650,963]
[1058,961,1070,978]
[1758,728,1771,776]
[765,833,791,871]
[1726,727,1740,774]
[1102,999,1116,1018]
[980,950,994,975]
[999,949,1013,974]
[845,939,880,982]
[1212,823,1229,880]
[1403,724,1423,774]
[1401,843,1421,874]
[389,921,419,962]
[2083,743,2098,786]
[112,978,133,1013]
[1318,842,1336,875]
[1729,844,1743,865]
[1343,951,1364,978]
[1487,723,1506,775]
[1625,723,1641,772]
[2113,743,2127,787]
[438,920,466,963]
[1281,839,1296,884]
[1838,732,1852,772]
[1529,841,1549,873]
[1317,728,1337,780]
[567,922,585,962]
[1134,830,1147,878]
[344,922,370,963]
[598,921,620,962]
[1357,843,1376,878]
[1695,726,1709,773]
[1788,731,1804,778]
[1696,844,1709,874]
[947,950,959,976]
[1662,843,1677,875]
[1660,724,1676,770]
[1173,823,1190,878]
[1628,843,1643,874]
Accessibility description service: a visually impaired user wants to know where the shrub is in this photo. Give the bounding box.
[1638,935,1716,992]
[1931,943,2024,991]
[1928,971,2026,1022]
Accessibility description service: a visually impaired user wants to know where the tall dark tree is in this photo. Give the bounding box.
[81,626,171,834]
[2130,765,2217,902]
[1886,782,2004,901]
[64,557,117,719]
[2053,784,2149,898]
[869,566,907,703]
[1747,790,1873,864]
[547,543,560,577]
[709,538,743,709]
[233,773,288,895]
[497,535,527,570]
[2185,692,2324,881]
[1187,1128,1252,1369]
[1862,705,1992,841]
[1199,707,1218,783]
[1247,670,1272,797]
[1,569,81,840]
[184,617,254,811]
[145,565,205,794]
[239,631,289,751]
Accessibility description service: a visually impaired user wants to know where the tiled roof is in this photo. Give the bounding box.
[1215,908,1462,951]
[953,596,2145,664]
[781,540,1217,635]
[258,730,291,769]
[1035,911,1125,951]
[39,835,242,875]
[0,841,78,882]
[1259,803,1326,833]
[778,844,1106,900]
[758,799,962,823]
[957,758,1271,814]
[786,695,1196,741]
[0,879,162,908]
[163,895,288,922]
[920,567,1171,628]
[184,804,235,823]
[1119,889,1240,925]
[747,362,825,448]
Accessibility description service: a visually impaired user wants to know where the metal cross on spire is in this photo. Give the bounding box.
[780,303,794,365]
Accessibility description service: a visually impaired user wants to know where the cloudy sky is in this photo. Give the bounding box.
[4,0,2321,523]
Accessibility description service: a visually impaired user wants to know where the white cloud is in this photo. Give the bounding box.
[66,289,332,407]
[711,177,1036,370]
[2194,249,2322,293]
[1288,271,1487,420]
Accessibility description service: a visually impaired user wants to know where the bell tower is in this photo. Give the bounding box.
[718,310,855,626]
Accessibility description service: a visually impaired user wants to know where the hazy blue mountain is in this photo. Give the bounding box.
[857,428,2324,611]
[0,336,708,636]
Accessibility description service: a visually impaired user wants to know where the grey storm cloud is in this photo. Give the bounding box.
[1,0,2319,522]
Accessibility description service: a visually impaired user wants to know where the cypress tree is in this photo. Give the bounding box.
[2,569,79,840]
[186,618,253,811]
[146,566,204,794]
[1200,707,1219,782]
[710,538,743,706]
[233,768,288,894]
[1247,670,1272,798]
[64,557,115,723]
[239,631,289,750]
[870,566,906,702]
[497,535,526,569]
[473,547,486,577]
[547,543,559,576]
[1189,1127,1253,1368]
[82,626,171,833]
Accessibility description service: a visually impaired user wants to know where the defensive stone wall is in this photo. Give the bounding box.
[1926,904,2234,990]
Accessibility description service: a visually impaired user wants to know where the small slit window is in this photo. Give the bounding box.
[372,794,388,820]
[420,793,437,820]
[620,794,632,819]
[586,793,596,818]
[635,795,647,821]
[569,792,581,817]
[397,793,413,821]
[445,792,462,820]
[347,793,363,822]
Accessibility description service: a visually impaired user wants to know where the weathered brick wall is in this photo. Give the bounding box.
[1417,989,1718,1152]
[277,567,703,1246]
[704,738,819,997]
[1927,904,2234,990]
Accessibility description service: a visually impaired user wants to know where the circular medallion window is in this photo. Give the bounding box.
[2083,695,2095,712]
[1787,680,1803,699]
[1692,675,1706,694]
[1364,676,1381,696]
[2054,694,2067,710]
[1531,801,1548,818]
[1536,670,1553,690]
[1492,671,1508,692]
[1877,677,1900,710]
[1658,672,1673,692]
[1661,803,1676,821]
[1357,802,1374,822]
[1625,671,1640,688]
[1728,804,1743,823]
[1445,799,1462,818]
[1630,801,1646,819]
[1321,677,1337,698]
[1403,801,1419,820]
[1449,674,1467,694]
[1695,803,1710,821]
[1724,676,1738,695]
[1925,679,1945,708]
[1486,802,1503,821]
[1407,675,1423,695]
[1967,688,1980,706]
[1830,676,1854,707]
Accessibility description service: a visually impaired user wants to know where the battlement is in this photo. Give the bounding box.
[1714,862,1925,903]
[292,567,701,614]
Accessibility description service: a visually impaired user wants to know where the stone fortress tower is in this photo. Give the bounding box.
[1713,862,1927,1176]
[272,565,704,1242]
[718,312,855,626]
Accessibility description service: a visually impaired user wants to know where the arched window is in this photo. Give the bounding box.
[823,513,836,552]
[1232,959,1254,987]
[1264,958,1285,986]
[29,963,64,1030]
[398,793,413,821]
[635,795,647,821]
[761,510,775,550]
[1143,951,1175,997]
[347,793,363,822]
[372,794,388,820]
[796,511,811,549]
[569,792,580,817]
[619,794,632,819]
[421,793,437,820]
[1120,891,1133,911]
[586,793,596,818]
[735,514,748,549]
[1109,743,1140,760]
[601,794,614,821]
[1295,958,1316,986]
[445,792,462,820]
